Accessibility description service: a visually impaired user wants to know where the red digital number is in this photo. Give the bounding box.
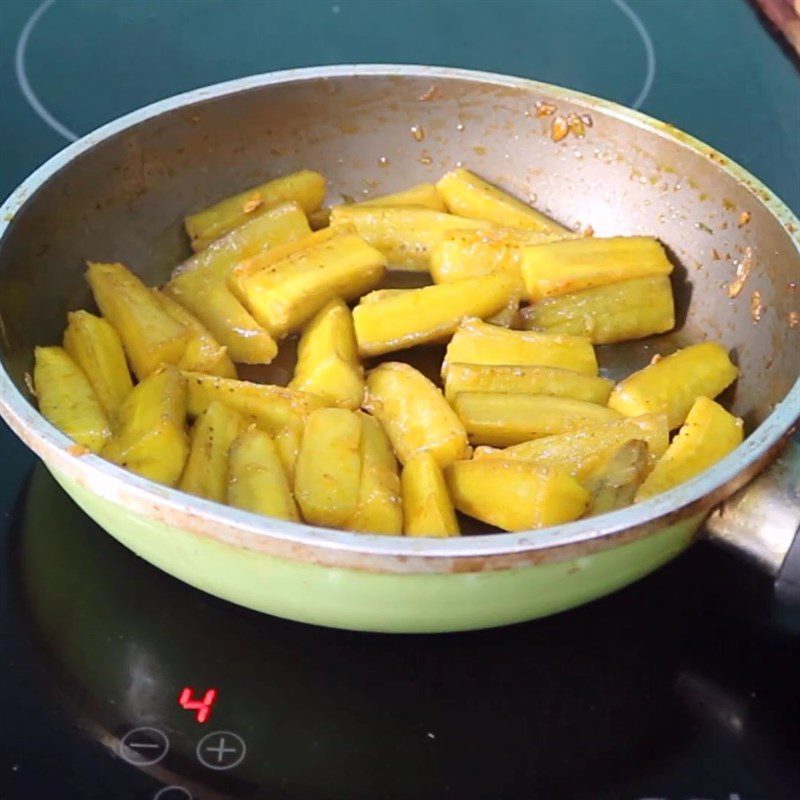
[178,687,218,723]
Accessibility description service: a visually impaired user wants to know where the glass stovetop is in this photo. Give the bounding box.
[1,2,798,799]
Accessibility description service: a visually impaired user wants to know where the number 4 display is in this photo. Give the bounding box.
[178,687,218,723]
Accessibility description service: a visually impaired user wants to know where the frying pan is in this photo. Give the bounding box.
[0,65,798,633]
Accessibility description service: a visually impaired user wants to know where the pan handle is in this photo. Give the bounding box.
[704,440,800,607]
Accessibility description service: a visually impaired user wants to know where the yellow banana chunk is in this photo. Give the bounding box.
[521,274,675,344]
[185,170,325,250]
[435,168,569,233]
[102,365,188,485]
[184,372,323,481]
[584,440,650,516]
[232,226,386,338]
[353,273,517,357]
[486,290,522,329]
[357,183,446,211]
[289,298,364,409]
[152,290,236,378]
[401,452,460,537]
[175,202,313,281]
[474,413,670,482]
[443,318,598,378]
[227,427,300,521]
[179,400,248,502]
[444,363,613,405]
[636,397,744,501]
[294,408,363,527]
[329,205,487,270]
[62,311,133,419]
[164,269,278,365]
[446,459,590,531]
[86,262,190,380]
[430,227,576,291]
[345,412,403,535]
[165,203,310,364]
[227,226,342,303]
[453,392,622,447]
[521,236,673,301]
[358,288,408,304]
[608,341,739,429]
[364,362,470,467]
[34,346,112,453]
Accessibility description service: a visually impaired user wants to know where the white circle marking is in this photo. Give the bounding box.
[119,726,170,766]
[15,0,79,142]
[611,0,657,110]
[196,730,246,771]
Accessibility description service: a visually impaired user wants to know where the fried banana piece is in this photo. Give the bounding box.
[34,346,112,453]
[179,400,248,501]
[364,362,470,467]
[636,397,743,501]
[474,413,670,482]
[353,273,517,357]
[401,451,460,538]
[521,274,675,344]
[584,439,650,516]
[165,203,311,364]
[608,342,738,429]
[486,290,522,329]
[183,372,323,481]
[289,298,364,409]
[227,427,300,521]
[521,236,673,301]
[452,392,622,447]
[87,261,190,380]
[435,168,569,233]
[227,226,343,303]
[176,202,312,282]
[446,459,590,531]
[357,183,446,211]
[233,226,386,338]
[329,205,486,270]
[152,290,236,378]
[102,365,188,485]
[444,363,613,405]
[164,269,278,365]
[430,227,575,291]
[345,412,403,535]
[443,318,598,377]
[185,170,325,250]
[62,310,133,419]
[294,408,363,527]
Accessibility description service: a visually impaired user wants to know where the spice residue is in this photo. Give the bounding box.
[242,192,264,213]
[551,115,568,142]
[727,246,753,298]
[410,124,425,142]
[534,100,557,117]
[738,211,751,228]
[419,85,437,102]
[750,291,763,323]
[789,311,799,329]
[567,114,585,138]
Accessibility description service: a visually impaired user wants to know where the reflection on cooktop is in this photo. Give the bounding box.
[2,463,799,799]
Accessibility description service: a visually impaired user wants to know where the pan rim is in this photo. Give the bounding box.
[1,63,798,568]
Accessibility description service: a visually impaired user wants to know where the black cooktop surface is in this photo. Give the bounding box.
[2,463,800,800]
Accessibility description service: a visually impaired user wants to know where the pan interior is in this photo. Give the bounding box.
[0,71,798,537]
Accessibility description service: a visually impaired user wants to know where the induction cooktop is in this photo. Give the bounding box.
[1,2,799,799]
